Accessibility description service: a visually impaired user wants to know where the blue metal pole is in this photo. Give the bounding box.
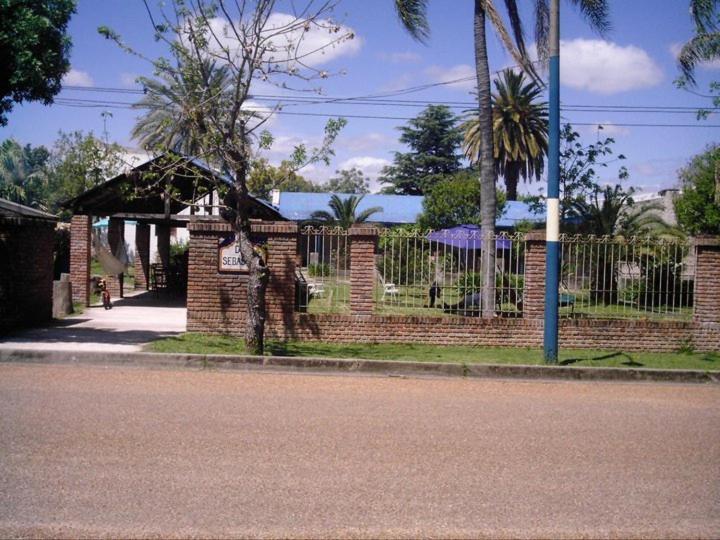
[544,0,560,363]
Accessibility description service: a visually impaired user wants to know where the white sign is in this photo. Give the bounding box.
[218,234,248,273]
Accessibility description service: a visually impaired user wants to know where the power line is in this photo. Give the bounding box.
[61,85,717,113]
[51,98,720,127]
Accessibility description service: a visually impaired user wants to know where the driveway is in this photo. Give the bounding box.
[1,363,718,539]
[0,292,185,352]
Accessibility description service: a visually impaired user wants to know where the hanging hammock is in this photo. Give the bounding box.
[92,231,128,275]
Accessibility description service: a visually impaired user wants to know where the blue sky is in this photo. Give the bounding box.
[1,0,718,195]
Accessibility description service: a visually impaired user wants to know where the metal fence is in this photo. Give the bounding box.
[296,226,350,313]
[376,228,526,317]
[295,226,695,321]
[559,234,693,320]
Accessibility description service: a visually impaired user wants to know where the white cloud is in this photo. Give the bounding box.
[119,73,138,87]
[340,132,394,152]
[670,42,720,70]
[339,156,391,192]
[62,68,94,87]
[424,64,476,90]
[380,72,415,92]
[207,12,361,70]
[378,51,422,63]
[560,39,663,94]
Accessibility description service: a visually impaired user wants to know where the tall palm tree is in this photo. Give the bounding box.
[463,69,548,201]
[393,0,610,317]
[310,194,383,229]
[677,0,719,85]
[132,59,233,157]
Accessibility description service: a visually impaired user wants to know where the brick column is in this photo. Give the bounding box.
[523,231,546,319]
[106,217,124,298]
[693,236,720,324]
[349,225,378,315]
[255,221,299,336]
[70,214,91,306]
[134,222,150,290]
[156,223,171,267]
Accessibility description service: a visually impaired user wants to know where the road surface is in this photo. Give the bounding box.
[1,363,718,538]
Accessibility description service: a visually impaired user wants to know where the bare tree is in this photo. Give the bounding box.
[99,0,354,353]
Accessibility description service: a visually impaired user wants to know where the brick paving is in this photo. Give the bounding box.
[1,363,718,539]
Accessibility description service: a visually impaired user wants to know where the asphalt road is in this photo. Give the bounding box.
[1,363,718,539]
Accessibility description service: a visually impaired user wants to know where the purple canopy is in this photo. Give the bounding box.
[426,225,512,250]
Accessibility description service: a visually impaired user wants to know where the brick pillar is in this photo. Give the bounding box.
[349,225,378,315]
[70,215,91,306]
[134,222,150,290]
[257,222,299,336]
[523,231,546,319]
[106,217,124,298]
[157,223,171,267]
[693,236,720,324]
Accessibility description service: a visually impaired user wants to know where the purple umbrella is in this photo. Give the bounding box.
[426,225,511,250]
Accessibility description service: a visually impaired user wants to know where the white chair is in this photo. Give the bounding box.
[307,281,325,298]
[382,282,399,300]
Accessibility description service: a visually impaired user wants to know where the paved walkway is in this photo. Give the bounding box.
[0,292,186,352]
[1,363,718,539]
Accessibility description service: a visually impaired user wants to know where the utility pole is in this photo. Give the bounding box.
[544,0,560,363]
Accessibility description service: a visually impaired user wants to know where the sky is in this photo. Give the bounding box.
[1,0,718,196]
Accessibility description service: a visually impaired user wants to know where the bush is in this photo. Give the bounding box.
[308,262,333,277]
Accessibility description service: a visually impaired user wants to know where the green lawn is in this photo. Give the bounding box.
[145,333,719,371]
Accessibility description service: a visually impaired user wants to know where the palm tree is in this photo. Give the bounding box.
[0,139,48,209]
[132,59,233,157]
[310,194,383,229]
[393,0,609,317]
[572,184,673,238]
[677,0,719,86]
[463,69,548,201]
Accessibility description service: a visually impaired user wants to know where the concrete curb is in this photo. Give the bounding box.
[0,348,718,384]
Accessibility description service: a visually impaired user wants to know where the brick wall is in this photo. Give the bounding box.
[106,217,124,298]
[0,218,56,332]
[70,214,91,306]
[349,226,377,315]
[187,220,720,353]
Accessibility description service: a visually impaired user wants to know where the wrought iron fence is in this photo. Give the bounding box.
[296,226,350,313]
[376,227,527,317]
[295,226,694,321]
[559,234,693,320]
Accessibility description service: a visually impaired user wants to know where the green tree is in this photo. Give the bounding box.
[463,69,548,201]
[0,139,50,208]
[46,131,125,216]
[572,184,671,237]
[419,170,506,230]
[674,144,720,235]
[379,105,463,195]
[310,194,382,228]
[558,123,627,226]
[394,0,610,318]
[132,59,233,157]
[0,0,76,126]
[100,1,350,354]
[248,158,320,201]
[322,167,370,194]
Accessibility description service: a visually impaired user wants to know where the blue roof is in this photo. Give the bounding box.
[276,192,425,224]
[275,192,545,227]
